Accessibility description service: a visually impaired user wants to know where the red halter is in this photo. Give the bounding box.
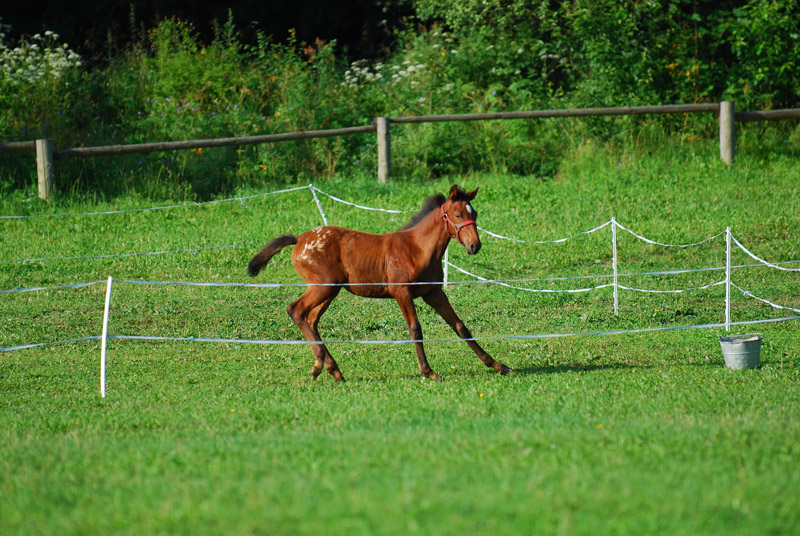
[441,205,476,244]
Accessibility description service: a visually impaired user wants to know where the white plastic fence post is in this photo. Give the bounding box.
[309,184,329,226]
[100,276,114,398]
[612,217,619,316]
[443,247,449,289]
[725,227,731,332]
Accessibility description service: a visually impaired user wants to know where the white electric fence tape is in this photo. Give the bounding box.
[733,236,800,272]
[732,283,800,313]
[478,220,611,244]
[0,185,312,219]
[6,315,797,354]
[7,243,261,265]
[102,315,800,345]
[0,336,101,352]
[446,262,614,294]
[614,220,726,247]
[4,182,797,267]
[617,281,725,294]
[311,186,414,214]
[1,281,106,294]
[2,185,798,374]
[6,260,800,295]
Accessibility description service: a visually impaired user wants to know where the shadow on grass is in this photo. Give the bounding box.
[287,361,654,384]
[511,362,648,376]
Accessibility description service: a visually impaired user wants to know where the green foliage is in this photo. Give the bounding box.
[413,0,800,110]
[716,0,800,107]
[0,26,87,148]
[0,3,799,196]
[413,0,574,97]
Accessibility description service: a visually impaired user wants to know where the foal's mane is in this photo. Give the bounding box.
[401,194,445,230]
[400,187,472,230]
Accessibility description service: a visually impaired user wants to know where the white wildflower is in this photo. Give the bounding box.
[0,28,81,86]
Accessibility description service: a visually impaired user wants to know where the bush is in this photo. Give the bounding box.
[412,0,800,111]
[0,26,85,147]
[1,3,798,197]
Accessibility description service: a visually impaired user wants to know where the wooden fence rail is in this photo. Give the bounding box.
[0,141,37,153]
[53,125,377,159]
[2,102,799,198]
[388,103,721,123]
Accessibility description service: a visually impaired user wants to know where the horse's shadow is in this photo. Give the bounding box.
[292,362,646,385]
[508,362,646,376]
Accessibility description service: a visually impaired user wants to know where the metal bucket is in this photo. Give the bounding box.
[719,333,762,370]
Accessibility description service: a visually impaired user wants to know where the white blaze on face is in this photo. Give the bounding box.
[466,204,474,216]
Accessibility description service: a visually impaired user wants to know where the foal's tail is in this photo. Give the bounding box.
[247,235,298,277]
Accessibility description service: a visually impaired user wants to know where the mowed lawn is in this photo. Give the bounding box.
[2,136,799,535]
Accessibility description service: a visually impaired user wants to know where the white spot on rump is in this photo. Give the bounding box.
[302,237,328,255]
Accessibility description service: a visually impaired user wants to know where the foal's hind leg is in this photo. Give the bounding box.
[306,294,340,379]
[287,287,345,381]
[423,288,512,375]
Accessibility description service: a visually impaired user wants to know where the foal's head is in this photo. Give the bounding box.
[442,184,481,254]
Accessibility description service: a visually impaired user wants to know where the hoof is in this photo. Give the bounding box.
[499,364,513,375]
[310,367,323,379]
[423,371,443,381]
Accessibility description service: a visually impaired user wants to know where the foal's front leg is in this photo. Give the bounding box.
[391,288,442,381]
[423,288,512,375]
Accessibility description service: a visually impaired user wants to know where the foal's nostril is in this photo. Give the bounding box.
[468,242,481,255]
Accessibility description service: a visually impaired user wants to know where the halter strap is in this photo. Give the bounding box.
[441,205,476,244]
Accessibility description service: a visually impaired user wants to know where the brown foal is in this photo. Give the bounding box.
[247,184,512,381]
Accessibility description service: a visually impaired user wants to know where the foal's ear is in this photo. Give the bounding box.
[448,184,459,200]
[467,187,479,200]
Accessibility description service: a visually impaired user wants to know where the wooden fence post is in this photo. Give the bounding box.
[36,139,54,199]
[719,101,735,165]
[377,117,391,183]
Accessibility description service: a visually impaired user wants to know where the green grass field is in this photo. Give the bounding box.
[2,134,799,535]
